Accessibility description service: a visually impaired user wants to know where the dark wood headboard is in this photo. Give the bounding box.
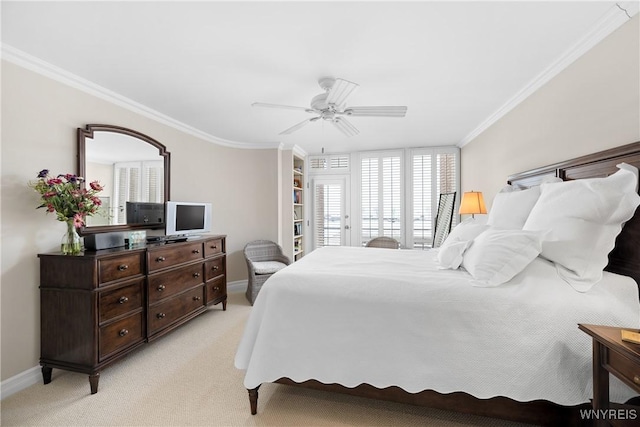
[508,141,640,288]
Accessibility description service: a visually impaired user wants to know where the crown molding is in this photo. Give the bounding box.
[1,44,281,150]
[458,2,639,148]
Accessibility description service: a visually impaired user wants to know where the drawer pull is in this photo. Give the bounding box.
[210,245,217,249]
[192,249,200,254]
[157,285,166,292]
[634,375,640,385]
[156,256,166,262]
[213,286,220,291]
[118,296,129,304]
[193,296,201,301]
[193,272,200,278]
[212,266,219,271]
[119,329,129,337]
[117,264,129,271]
[156,313,166,319]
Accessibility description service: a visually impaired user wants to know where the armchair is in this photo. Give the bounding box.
[243,240,291,305]
[365,236,400,249]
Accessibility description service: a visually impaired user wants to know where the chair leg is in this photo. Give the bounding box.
[245,283,254,306]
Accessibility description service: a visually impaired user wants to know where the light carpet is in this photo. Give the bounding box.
[1,290,531,426]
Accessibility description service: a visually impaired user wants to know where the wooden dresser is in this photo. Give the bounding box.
[38,235,226,394]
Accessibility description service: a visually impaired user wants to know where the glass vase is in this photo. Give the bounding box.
[61,220,82,255]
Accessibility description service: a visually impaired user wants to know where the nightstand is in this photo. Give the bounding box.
[579,324,640,427]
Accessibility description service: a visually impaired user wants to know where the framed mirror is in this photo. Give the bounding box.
[77,124,171,235]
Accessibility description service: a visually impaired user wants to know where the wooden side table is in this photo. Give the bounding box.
[579,324,640,426]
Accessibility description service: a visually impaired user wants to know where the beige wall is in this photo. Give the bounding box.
[461,15,640,208]
[0,61,279,380]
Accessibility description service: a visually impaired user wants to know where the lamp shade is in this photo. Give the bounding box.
[459,191,487,216]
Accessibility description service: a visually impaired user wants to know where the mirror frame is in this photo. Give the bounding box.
[77,124,171,236]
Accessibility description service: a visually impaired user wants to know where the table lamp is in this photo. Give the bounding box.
[459,191,487,218]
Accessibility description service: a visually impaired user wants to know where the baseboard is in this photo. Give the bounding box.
[227,279,247,293]
[1,279,249,400]
[1,366,41,400]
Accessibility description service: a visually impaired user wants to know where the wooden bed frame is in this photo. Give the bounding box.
[246,141,640,426]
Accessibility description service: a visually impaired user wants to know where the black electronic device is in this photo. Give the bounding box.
[126,202,165,226]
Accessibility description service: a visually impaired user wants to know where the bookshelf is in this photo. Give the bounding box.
[293,155,304,261]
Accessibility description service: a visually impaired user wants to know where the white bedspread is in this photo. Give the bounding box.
[235,246,640,405]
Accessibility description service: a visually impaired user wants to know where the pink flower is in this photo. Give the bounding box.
[47,178,62,185]
[46,204,55,213]
[73,214,84,228]
[89,181,103,191]
[43,191,57,198]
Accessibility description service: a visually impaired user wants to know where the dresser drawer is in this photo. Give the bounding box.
[99,280,144,323]
[148,286,204,335]
[205,257,225,280]
[608,348,640,391]
[99,312,144,361]
[98,253,144,285]
[148,242,204,272]
[204,238,224,258]
[206,276,226,304]
[148,263,204,304]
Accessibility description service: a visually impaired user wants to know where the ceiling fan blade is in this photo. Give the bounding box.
[343,106,408,117]
[279,117,320,135]
[332,117,359,137]
[326,78,359,107]
[252,102,314,113]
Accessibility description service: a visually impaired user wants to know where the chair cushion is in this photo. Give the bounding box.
[253,261,288,275]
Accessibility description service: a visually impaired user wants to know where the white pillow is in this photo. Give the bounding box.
[487,186,541,230]
[523,163,640,291]
[443,218,489,243]
[461,229,545,287]
[437,218,489,269]
[437,239,471,269]
[437,219,489,269]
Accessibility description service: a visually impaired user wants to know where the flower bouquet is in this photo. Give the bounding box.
[30,169,103,254]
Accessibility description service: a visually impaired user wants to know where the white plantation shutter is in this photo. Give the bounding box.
[142,161,164,203]
[330,156,349,170]
[114,160,165,223]
[411,148,460,249]
[314,182,342,247]
[412,154,433,249]
[360,152,403,246]
[361,157,379,244]
[437,152,458,227]
[310,157,328,171]
[128,167,140,202]
[115,167,128,223]
[382,156,401,239]
[309,155,350,173]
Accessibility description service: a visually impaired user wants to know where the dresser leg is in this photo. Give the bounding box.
[41,366,52,384]
[248,386,260,415]
[89,372,100,394]
[222,297,227,311]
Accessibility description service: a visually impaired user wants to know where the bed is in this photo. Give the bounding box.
[235,142,640,426]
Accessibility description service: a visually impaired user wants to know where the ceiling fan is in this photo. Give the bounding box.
[252,77,407,137]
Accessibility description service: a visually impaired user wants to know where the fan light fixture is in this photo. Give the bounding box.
[252,77,408,137]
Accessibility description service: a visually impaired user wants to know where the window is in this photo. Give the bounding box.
[357,147,458,249]
[314,182,343,247]
[113,160,164,223]
[411,148,459,249]
[360,152,403,245]
[309,155,350,173]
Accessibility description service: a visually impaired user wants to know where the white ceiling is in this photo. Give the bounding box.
[2,1,636,155]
